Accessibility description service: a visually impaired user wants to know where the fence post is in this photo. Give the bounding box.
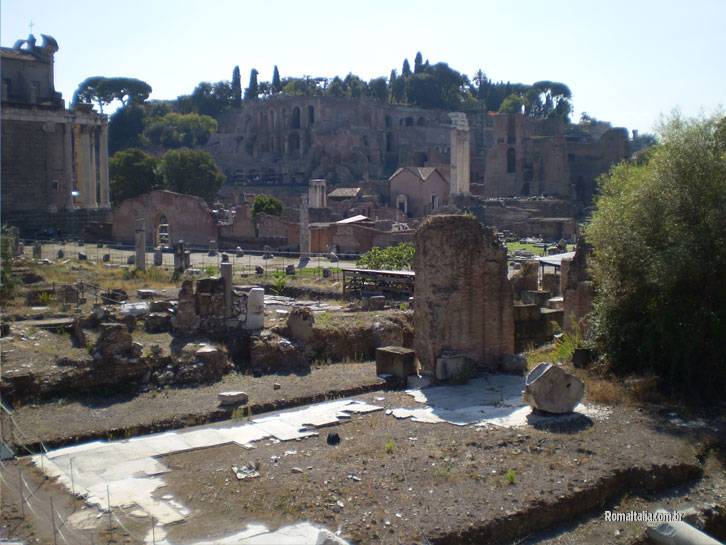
[18,468,24,519]
[50,496,58,545]
[107,484,112,531]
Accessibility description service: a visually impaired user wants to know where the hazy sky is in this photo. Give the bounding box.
[2,0,724,134]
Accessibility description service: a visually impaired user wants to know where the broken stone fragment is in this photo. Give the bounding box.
[218,391,249,406]
[499,354,527,375]
[522,362,584,414]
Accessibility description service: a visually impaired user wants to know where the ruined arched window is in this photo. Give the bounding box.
[385,115,392,129]
[269,110,275,130]
[156,215,169,246]
[386,132,393,152]
[417,117,425,126]
[307,105,315,126]
[288,132,300,156]
[507,148,516,173]
[292,107,301,129]
[405,117,414,127]
[520,182,530,196]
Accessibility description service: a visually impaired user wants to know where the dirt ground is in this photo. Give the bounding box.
[3,255,726,544]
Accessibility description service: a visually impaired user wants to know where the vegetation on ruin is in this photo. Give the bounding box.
[1,225,20,300]
[356,242,415,271]
[250,194,284,217]
[158,149,226,204]
[586,111,726,402]
[109,148,162,205]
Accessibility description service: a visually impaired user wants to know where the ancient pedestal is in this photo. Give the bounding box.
[375,346,417,379]
[245,288,265,330]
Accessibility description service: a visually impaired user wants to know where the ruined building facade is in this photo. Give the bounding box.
[207,95,471,186]
[1,35,111,236]
[209,93,629,215]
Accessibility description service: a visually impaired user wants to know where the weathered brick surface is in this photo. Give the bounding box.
[561,239,594,333]
[413,215,514,374]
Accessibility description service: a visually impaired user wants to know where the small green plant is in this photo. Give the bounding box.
[85,341,95,354]
[385,439,395,454]
[399,302,408,310]
[231,407,246,419]
[270,272,287,295]
[202,264,218,277]
[37,291,54,305]
[505,468,517,484]
[434,465,459,481]
[551,319,586,363]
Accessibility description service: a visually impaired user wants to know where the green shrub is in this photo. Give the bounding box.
[586,112,726,402]
[357,242,415,270]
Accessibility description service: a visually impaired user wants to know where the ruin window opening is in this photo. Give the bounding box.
[519,182,530,196]
[291,107,301,129]
[507,115,516,144]
[386,132,393,152]
[507,148,516,173]
[431,194,438,210]
[385,115,392,129]
[405,117,414,127]
[307,105,315,126]
[417,117,425,126]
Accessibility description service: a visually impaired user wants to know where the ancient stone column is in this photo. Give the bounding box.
[449,113,471,196]
[413,215,514,375]
[135,218,146,270]
[98,124,110,208]
[308,179,327,208]
[74,125,92,208]
[299,195,310,267]
[64,122,74,210]
[221,261,233,319]
[88,126,98,207]
[173,240,185,274]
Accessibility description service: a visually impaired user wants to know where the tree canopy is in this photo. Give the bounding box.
[142,112,217,148]
[158,149,225,204]
[73,77,151,112]
[250,194,284,217]
[586,112,726,402]
[109,148,161,206]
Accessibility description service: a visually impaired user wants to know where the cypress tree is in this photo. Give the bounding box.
[232,66,242,107]
[272,65,282,94]
[244,69,259,101]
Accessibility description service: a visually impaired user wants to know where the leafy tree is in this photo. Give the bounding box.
[390,69,405,103]
[142,113,218,148]
[158,149,225,204]
[250,194,284,217]
[369,77,388,102]
[232,66,242,107]
[326,76,346,98]
[108,103,145,153]
[414,52,423,74]
[272,65,282,94]
[586,112,726,402]
[356,242,415,270]
[244,69,259,101]
[73,77,151,112]
[498,93,529,114]
[109,148,161,205]
[343,73,368,99]
[189,81,234,116]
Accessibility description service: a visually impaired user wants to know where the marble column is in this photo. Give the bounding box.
[99,125,110,208]
[88,126,98,207]
[74,125,92,208]
[64,122,74,210]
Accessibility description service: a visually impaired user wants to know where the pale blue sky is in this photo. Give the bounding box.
[2,0,724,134]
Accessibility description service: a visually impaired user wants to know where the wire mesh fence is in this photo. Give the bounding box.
[1,402,163,544]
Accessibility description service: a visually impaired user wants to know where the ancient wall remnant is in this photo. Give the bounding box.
[413,215,514,374]
[171,278,249,335]
[561,239,594,333]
